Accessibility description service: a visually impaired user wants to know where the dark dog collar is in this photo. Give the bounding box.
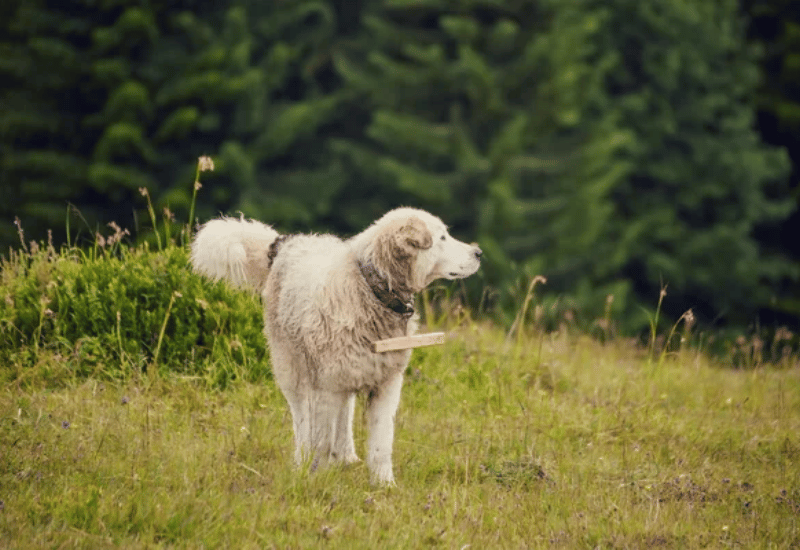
[358,260,414,317]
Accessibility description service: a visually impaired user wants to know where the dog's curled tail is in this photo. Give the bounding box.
[190,217,279,292]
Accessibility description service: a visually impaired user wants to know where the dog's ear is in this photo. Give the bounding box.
[397,217,432,253]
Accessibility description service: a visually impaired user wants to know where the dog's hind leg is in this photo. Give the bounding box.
[308,390,357,467]
[366,372,404,486]
[333,393,359,464]
[281,386,312,466]
[269,341,313,466]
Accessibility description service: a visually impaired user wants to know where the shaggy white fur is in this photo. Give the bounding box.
[190,207,481,485]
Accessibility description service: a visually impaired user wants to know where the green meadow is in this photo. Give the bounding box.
[3,0,800,545]
[2,300,798,547]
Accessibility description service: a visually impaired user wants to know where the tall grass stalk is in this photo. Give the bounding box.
[139,187,162,251]
[506,275,547,349]
[655,311,686,369]
[163,207,173,245]
[152,291,180,371]
[115,310,126,365]
[32,296,50,357]
[185,156,213,245]
[65,205,72,249]
[13,217,28,254]
[642,284,668,366]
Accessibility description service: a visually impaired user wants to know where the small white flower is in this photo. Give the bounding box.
[198,156,215,172]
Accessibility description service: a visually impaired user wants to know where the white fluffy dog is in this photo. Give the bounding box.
[190,208,481,485]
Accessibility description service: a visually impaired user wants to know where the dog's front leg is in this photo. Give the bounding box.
[366,372,403,486]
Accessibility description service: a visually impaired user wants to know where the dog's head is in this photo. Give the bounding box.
[357,208,482,292]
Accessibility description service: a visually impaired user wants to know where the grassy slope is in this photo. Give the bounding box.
[1,324,798,549]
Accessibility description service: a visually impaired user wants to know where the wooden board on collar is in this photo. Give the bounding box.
[371,332,446,353]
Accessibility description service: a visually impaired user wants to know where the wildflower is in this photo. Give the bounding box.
[194,181,202,191]
[139,187,149,197]
[62,421,70,429]
[121,396,129,405]
[198,155,215,172]
[106,222,130,247]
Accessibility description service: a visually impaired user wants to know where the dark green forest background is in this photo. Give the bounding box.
[1,0,799,333]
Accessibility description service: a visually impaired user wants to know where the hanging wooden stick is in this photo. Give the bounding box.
[371,332,446,353]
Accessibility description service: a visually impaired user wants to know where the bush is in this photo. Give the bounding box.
[0,238,268,386]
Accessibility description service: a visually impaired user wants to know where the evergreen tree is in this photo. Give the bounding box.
[742,0,800,320]
[2,0,793,331]
[331,0,794,328]
[205,0,352,232]
[589,0,795,324]
[0,0,344,249]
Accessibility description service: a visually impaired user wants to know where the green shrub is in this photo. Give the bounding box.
[0,240,268,385]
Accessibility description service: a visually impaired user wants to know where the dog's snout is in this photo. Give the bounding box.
[473,244,482,259]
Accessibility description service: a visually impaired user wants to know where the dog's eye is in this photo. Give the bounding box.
[440,235,446,241]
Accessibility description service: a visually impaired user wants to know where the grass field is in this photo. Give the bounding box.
[1,321,798,549]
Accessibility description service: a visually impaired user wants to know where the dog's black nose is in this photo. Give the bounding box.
[474,246,482,259]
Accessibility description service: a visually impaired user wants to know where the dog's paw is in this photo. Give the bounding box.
[372,475,396,488]
[343,453,361,465]
[370,463,395,487]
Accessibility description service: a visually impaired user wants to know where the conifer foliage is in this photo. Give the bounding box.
[332,0,794,326]
[1,0,795,330]
[593,0,795,323]
[0,0,343,244]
